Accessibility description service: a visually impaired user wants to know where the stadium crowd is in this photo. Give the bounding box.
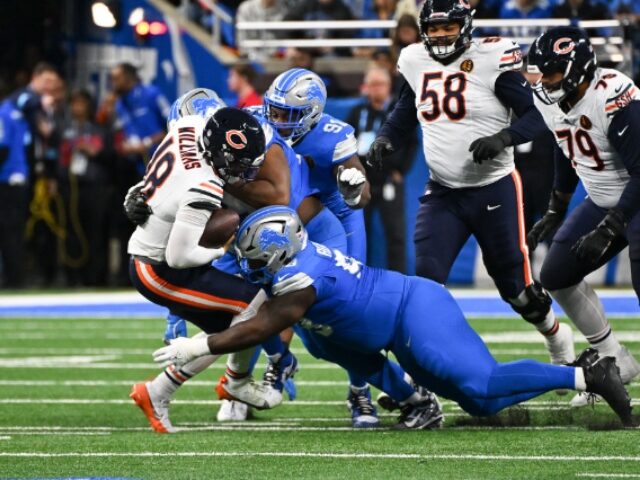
[0,0,639,289]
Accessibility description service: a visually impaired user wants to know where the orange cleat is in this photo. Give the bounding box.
[130,382,175,433]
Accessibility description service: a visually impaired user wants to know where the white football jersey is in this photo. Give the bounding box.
[535,68,639,209]
[398,38,524,188]
[128,115,224,261]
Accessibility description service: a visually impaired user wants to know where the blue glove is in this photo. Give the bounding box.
[164,314,188,345]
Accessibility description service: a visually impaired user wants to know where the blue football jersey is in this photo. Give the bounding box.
[291,113,357,200]
[271,241,406,352]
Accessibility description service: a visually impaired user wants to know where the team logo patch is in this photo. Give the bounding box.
[460,59,474,73]
[225,130,247,150]
[580,115,592,130]
[553,37,575,55]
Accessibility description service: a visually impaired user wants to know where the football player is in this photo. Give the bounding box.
[367,0,574,367]
[127,90,430,428]
[154,206,635,428]
[128,107,289,433]
[526,27,640,406]
[263,69,393,427]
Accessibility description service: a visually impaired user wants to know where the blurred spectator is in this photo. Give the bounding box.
[499,0,554,47]
[552,0,611,20]
[347,66,417,273]
[110,62,170,169]
[392,14,420,59]
[227,63,262,107]
[236,0,286,61]
[356,0,401,58]
[58,90,111,286]
[284,0,355,56]
[371,49,403,98]
[285,47,344,96]
[470,0,502,36]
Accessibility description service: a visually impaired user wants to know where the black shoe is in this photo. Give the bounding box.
[393,392,444,430]
[584,356,634,427]
[377,380,432,412]
[569,348,600,368]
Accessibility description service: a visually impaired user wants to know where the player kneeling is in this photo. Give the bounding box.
[154,207,635,428]
[128,108,296,433]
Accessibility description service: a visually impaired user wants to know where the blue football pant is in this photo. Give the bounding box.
[391,277,576,416]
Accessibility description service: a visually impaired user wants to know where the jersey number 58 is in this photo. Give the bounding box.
[419,72,467,123]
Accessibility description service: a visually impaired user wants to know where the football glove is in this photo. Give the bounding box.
[469,130,512,164]
[365,136,394,170]
[163,314,188,345]
[571,208,626,266]
[526,191,570,251]
[337,166,367,207]
[153,336,211,368]
[123,182,152,226]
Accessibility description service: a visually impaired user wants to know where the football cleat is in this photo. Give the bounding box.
[393,391,444,430]
[216,399,250,421]
[347,385,380,428]
[613,346,640,384]
[377,380,433,412]
[263,350,299,394]
[582,354,634,427]
[130,382,175,433]
[215,374,283,410]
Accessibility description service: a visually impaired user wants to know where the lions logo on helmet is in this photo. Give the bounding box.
[235,206,307,284]
[527,27,597,105]
[199,107,266,185]
[263,68,327,140]
[167,88,225,129]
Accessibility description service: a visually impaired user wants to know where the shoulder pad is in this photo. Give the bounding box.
[182,179,224,209]
[478,37,523,72]
[272,271,314,296]
[595,70,640,118]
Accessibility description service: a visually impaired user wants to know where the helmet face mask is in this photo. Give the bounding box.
[527,27,597,105]
[235,206,308,285]
[199,107,266,185]
[419,0,473,64]
[263,68,327,141]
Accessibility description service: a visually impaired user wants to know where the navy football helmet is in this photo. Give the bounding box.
[527,27,597,105]
[199,107,266,184]
[419,0,474,64]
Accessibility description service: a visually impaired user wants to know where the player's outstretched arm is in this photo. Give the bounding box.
[225,143,291,208]
[335,156,371,208]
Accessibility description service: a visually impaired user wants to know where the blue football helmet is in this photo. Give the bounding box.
[168,88,226,128]
[263,68,327,141]
[235,206,307,284]
[527,27,597,105]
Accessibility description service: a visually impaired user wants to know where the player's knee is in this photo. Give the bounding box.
[415,255,448,283]
[505,282,552,325]
[460,398,502,417]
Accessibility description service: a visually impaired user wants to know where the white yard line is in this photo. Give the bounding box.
[576,475,640,478]
[0,452,639,462]
[0,380,348,387]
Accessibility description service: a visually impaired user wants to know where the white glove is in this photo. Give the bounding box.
[152,336,211,368]
[337,166,366,207]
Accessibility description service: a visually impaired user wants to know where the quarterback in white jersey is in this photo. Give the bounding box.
[127,107,287,433]
[368,0,574,365]
[526,27,640,400]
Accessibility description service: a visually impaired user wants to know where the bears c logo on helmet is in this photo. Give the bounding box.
[553,38,575,55]
[225,130,248,150]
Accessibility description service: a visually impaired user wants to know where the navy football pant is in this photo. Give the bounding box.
[391,277,575,416]
[414,172,532,299]
[540,197,640,299]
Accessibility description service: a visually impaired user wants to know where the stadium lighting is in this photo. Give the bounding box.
[91,1,119,28]
[135,20,168,37]
[128,7,144,26]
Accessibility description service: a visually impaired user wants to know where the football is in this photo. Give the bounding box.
[199,208,240,248]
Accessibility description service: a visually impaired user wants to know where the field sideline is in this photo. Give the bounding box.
[0,292,639,479]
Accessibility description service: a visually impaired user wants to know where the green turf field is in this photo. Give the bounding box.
[0,315,638,479]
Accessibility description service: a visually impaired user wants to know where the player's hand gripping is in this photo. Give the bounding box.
[337,166,366,207]
[469,130,512,164]
[123,182,152,226]
[365,136,394,170]
[571,208,626,266]
[526,191,569,251]
[153,336,211,368]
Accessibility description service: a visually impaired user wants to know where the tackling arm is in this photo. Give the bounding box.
[224,143,290,208]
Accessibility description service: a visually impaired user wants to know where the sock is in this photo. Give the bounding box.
[348,371,368,390]
[262,334,286,357]
[399,392,422,406]
[349,384,369,394]
[537,309,558,337]
[575,367,587,391]
[551,281,620,355]
[226,347,258,379]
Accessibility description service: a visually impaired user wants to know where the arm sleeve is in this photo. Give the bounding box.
[165,204,225,269]
[552,142,580,194]
[377,77,419,148]
[607,101,640,221]
[495,71,549,145]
